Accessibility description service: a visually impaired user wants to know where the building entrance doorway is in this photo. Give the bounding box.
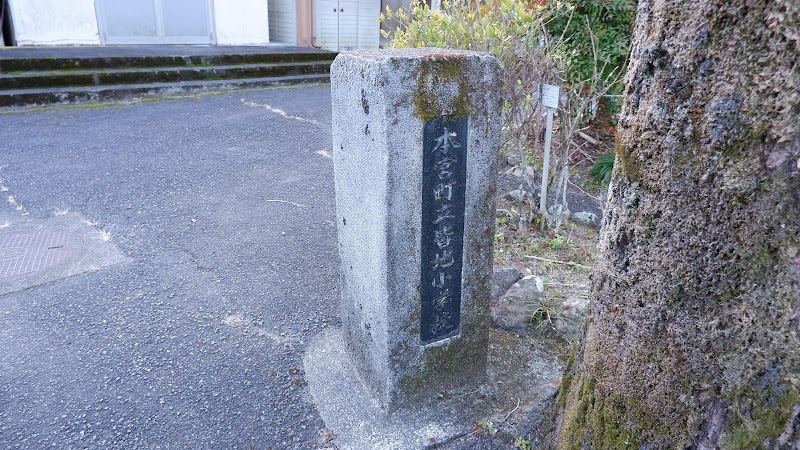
[96,0,214,45]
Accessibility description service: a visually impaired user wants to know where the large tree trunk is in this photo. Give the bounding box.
[555,1,799,448]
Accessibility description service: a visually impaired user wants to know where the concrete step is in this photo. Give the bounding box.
[0,51,337,72]
[0,47,336,107]
[0,74,330,108]
[0,61,333,90]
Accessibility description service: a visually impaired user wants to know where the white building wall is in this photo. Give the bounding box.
[7,0,273,47]
[214,0,270,45]
[357,0,379,48]
[8,0,100,45]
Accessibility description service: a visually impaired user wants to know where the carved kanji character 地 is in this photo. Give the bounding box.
[432,250,455,269]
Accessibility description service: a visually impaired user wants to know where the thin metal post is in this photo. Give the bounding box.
[539,106,554,219]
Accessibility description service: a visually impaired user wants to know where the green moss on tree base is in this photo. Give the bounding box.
[728,378,799,449]
[558,374,676,450]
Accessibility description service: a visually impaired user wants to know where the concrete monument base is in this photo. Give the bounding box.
[303,328,563,450]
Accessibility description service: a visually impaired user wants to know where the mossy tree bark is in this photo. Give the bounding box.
[555,1,799,448]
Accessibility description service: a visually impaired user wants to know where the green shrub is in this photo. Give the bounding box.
[589,152,615,183]
[381,0,634,133]
[382,0,629,232]
[381,0,563,155]
[546,0,636,94]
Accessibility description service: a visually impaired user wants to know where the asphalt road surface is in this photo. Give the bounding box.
[0,86,341,449]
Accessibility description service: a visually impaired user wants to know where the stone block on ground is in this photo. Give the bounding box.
[490,275,544,331]
[491,266,525,300]
[571,210,600,228]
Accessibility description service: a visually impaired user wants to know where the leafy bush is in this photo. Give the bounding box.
[546,0,636,94]
[382,0,549,56]
[381,0,563,160]
[382,0,626,232]
[589,152,615,183]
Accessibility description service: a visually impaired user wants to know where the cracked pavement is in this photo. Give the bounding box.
[0,86,341,449]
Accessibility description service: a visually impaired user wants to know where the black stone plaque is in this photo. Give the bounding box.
[420,115,468,344]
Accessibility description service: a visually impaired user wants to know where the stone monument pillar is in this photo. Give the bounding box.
[331,48,502,410]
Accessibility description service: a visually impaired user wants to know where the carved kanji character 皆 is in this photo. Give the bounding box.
[434,225,454,249]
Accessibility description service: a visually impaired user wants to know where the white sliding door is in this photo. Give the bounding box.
[268,0,297,44]
[98,0,214,45]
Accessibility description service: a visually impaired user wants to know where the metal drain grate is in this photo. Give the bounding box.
[0,230,85,280]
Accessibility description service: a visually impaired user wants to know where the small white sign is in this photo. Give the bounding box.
[542,84,560,109]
